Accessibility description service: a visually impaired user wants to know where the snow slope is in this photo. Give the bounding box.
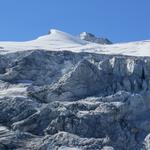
[0,29,150,57]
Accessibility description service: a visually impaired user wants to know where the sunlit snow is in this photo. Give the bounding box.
[0,29,150,57]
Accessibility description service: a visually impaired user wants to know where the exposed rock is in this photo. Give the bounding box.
[79,32,112,44]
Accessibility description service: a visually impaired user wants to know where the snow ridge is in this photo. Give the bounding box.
[0,29,150,57]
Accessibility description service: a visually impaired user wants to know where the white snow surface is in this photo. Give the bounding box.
[58,146,82,150]
[0,83,30,98]
[0,29,150,57]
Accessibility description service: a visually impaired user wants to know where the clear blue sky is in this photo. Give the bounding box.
[0,0,150,43]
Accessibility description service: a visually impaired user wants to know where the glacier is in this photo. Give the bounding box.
[0,29,150,150]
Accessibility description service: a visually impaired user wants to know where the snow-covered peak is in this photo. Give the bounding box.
[48,29,61,34]
[48,29,69,35]
[36,29,87,45]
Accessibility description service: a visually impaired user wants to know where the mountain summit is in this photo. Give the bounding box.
[37,29,88,45]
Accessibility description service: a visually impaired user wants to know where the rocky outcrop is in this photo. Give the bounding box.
[79,32,112,44]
